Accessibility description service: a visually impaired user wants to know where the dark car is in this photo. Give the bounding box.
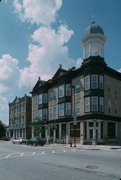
[27,138,46,146]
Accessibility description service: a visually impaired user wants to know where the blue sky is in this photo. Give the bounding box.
[0,0,121,124]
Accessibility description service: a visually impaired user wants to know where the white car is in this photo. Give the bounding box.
[12,138,28,144]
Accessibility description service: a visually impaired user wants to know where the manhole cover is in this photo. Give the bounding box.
[86,165,99,169]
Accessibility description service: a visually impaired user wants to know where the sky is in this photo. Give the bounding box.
[0,0,121,124]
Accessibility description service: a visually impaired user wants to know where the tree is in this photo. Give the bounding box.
[0,120,6,138]
[31,117,45,138]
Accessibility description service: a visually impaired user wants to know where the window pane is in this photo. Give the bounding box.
[99,75,104,89]
[53,106,56,118]
[66,84,71,96]
[108,98,111,113]
[49,107,53,118]
[38,109,42,118]
[107,81,111,93]
[59,85,65,98]
[38,94,42,104]
[85,97,90,112]
[91,75,98,89]
[75,100,80,114]
[75,82,81,93]
[91,96,98,111]
[59,103,64,116]
[100,97,104,112]
[85,75,90,90]
[43,93,48,103]
[66,103,71,115]
[43,109,48,119]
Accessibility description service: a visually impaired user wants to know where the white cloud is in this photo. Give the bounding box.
[0,54,20,93]
[19,25,75,87]
[13,0,62,26]
[76,58,83,68]
[118,68,121,73]
[0,96,9,124]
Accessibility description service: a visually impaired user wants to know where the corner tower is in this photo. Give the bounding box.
[81,19,106,59]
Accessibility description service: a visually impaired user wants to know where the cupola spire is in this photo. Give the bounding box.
[81,20,106,59]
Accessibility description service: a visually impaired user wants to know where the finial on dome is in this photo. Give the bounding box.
[92,15,95,24]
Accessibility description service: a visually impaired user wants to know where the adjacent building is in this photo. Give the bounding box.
[9,95,32,139]
[30,20,121,144]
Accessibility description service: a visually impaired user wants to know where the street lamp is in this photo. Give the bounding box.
[71,85,77,147]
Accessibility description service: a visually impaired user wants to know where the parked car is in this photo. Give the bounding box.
[27,138,46,146]
[12,138,28,144]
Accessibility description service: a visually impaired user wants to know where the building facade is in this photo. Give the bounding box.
[9,95,32,139]
[30,21,121,144]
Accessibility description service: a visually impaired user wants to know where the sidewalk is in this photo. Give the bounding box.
[45,143,121,150]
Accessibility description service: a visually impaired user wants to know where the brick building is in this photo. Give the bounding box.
[9,95,32,139]
[30,21,121,144]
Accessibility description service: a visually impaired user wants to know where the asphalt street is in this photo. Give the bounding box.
[0,141,121,180]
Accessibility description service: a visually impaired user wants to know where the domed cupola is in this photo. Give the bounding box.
[81,19,106,59]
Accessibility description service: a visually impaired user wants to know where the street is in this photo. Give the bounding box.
[0,141,121,180]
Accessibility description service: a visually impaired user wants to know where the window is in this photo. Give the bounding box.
[53,89,57,100]
[75,100,80,114]
[108,122,116,138]
[99,75,104,89]
[114,85,118,96]
[38,94,42,104]
[91,75,98,89]
[38,109,42,118]
[49,89,57,101]
[91,96,98,111]
[75,81,81,93]
[43,109,48,119]
[107,81,111,93]
[49,107,53,118]
[33,111,38,119]
[33,96,38,107]
[49,90,53,101]
[108,98,111,113]
[66,103,71,115]
[53,106,56,118]
[66,84,71,96]
[43,93,48,103]
[59,103,64,116]
[100,97,104,112]
[85,97,90,112]
[114,102,118,114]
[59,85,65,98]
[85,75,90,90]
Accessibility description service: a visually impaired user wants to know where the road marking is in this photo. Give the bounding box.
[63,150,66,152]
[42,151,45,154]
[0,148,20,154]
[32,152,36,155]
[20,153,24,157]
[5,154,12,158]
[52,150,55,153]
